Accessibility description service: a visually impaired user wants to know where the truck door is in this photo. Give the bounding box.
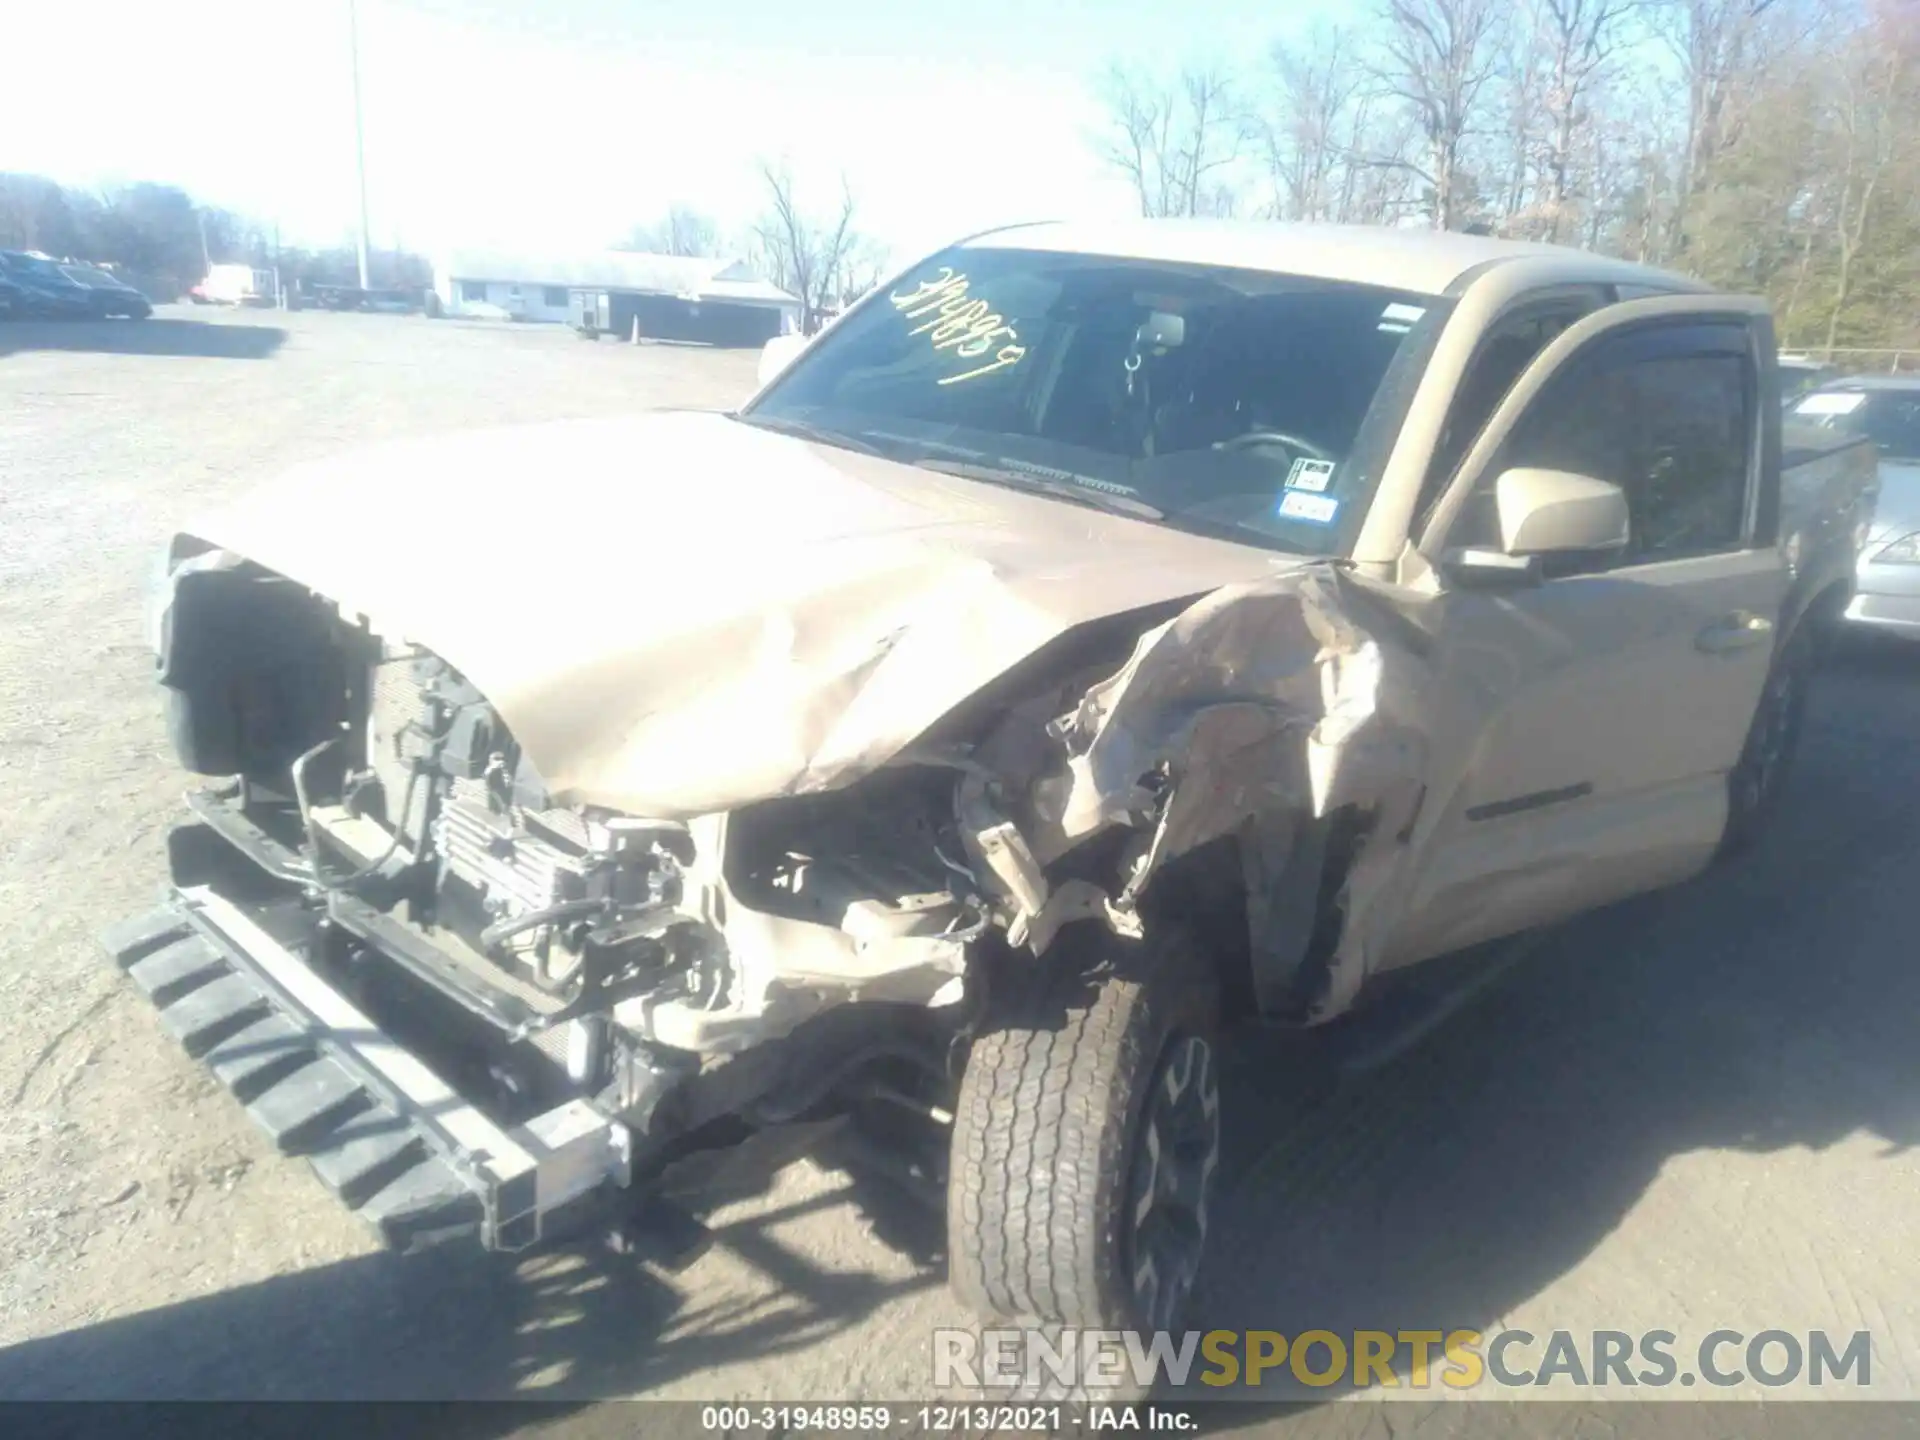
[1382,298,1787,968]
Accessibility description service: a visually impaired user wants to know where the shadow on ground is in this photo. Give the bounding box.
[0,317,286,359]
[0,1152,942,1415]
[1,645,1915,1429]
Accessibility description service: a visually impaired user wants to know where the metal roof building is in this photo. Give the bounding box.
[432,248,800,342]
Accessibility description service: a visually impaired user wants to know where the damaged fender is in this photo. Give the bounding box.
[1015,564,1436,1022]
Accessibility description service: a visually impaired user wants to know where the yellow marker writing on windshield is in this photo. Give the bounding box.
[890,268,1028,384]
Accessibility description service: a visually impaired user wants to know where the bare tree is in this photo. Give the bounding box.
[1372,0,1509,229]
[834,236,890,305]
[1263,24,1375,221]
[1493,6,1547,231]
[1095,64,1247,217]
[751,161,860,331]
[1062,1,1920,352]
[617,205,719,257]
[1487,0,1638,241]
[1653,0,1821,255]
[1819,7,1917,351]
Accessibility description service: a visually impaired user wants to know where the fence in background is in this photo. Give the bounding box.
[1781,347,1920,373]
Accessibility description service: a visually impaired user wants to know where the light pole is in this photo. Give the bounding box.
[349,0,373,289]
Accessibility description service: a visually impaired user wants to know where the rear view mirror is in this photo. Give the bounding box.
[1135,311,1185,352]
[1494,467,1629,555]
[756,333,808,388]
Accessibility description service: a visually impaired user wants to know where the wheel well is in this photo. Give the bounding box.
[1138,836,1255,1014]
[1137,807,1368,1023]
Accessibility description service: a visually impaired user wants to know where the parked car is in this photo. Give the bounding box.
[0,273,20,319]
[1788,375,1920,640]
[59,263,153,319]
[1777,353,1841,407]
[106,221,1872,1344]
[193,263,276,306]
[0,250,95,318]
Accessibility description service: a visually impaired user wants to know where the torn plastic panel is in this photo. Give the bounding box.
[999,564,1435,1023]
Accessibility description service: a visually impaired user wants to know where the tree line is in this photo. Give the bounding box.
[22,0,1911,352]
[1,159,875,328]
[0,173,431,296]
[1093,0,1920,354]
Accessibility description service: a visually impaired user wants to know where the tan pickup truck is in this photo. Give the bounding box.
[107,221,1873,1340]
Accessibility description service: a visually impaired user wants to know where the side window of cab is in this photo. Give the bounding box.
[1448,323,1756,567]
[1413,291,1608,529]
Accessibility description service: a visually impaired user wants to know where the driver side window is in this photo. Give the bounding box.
[1450,333,1755,565]
[1415,300,1598,528]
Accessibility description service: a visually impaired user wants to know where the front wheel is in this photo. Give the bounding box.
[948,926,1221,1334]
[1719,619,1815,856]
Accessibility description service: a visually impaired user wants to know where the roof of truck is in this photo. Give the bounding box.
[960,219,1698,298]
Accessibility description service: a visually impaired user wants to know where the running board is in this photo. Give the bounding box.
[100,887,630,1253]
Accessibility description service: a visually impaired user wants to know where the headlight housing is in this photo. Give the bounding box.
[1874,531,1920,565]
[146,545,245,659]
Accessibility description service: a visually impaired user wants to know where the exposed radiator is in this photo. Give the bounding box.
[365,643,595,924]
[436,784,588,915]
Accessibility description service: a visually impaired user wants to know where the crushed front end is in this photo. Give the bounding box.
[110,516,1427,1266]
[111,549,992,1254]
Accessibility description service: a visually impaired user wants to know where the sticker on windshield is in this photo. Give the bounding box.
[1284,457,1336,492]
[888,268,1029,386]
[1278,490,1340,525]
[1794,391,1866,416]
[1378,301,1427,334]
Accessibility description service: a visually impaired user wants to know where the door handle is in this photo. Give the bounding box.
[1695,611,1774,654]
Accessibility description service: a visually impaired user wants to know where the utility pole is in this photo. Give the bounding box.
[349,0,373,289]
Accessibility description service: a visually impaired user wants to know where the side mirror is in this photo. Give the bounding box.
[1442,547,1543,587]
[1441,468,1629,589]
[1494,467,1629,555]
[756,332,809,388]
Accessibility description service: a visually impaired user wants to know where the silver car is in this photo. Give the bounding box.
[1788,376,1920,639]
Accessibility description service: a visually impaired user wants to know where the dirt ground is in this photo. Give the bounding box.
[1,308,1917,1428]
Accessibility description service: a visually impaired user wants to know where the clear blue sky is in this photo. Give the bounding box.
[2,0,1339,264]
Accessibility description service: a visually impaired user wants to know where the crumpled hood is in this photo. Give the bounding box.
[182,411,1293,817]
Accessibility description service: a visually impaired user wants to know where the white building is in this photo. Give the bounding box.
[432,248,801,342]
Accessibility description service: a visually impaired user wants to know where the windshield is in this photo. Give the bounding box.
[741,246,1447,556]
[5,253,68,280]
[1790,387,1920,461]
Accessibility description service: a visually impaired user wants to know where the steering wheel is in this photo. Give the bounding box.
[1212,430,1337,464]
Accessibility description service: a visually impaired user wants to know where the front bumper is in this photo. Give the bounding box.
[101,885,631,1253]
[1845,560,1920,639]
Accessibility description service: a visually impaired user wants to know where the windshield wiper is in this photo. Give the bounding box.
[912,459,1166,521]
[731,412,888,458]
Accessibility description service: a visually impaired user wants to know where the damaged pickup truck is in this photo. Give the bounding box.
[106,221,1873,1337]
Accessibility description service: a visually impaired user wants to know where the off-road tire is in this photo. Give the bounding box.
[1719,616,1816,858]
[948,925,1220,1334]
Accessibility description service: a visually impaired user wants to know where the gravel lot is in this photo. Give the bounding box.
[1,308,1917,1428]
